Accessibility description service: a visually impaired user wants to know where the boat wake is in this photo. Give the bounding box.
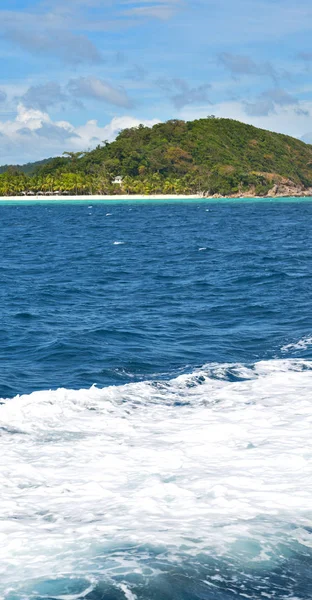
[1,359,312,599]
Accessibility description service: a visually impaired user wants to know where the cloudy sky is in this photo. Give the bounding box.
[1,0,312,164]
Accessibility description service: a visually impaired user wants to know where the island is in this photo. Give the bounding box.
[1,117,312,198]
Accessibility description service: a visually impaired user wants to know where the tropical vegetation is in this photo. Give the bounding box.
[1,117,312,196]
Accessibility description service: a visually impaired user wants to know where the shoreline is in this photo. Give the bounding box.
[0,194,312,202]
[0,194,201,202]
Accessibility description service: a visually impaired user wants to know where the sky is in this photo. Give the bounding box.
[1,0,312,164]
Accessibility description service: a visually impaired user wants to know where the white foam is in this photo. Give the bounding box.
[118,583,137,600]
[281,335,312,353]
[113,241,125,245]
[53,583,95,600]
[0,360,312,592]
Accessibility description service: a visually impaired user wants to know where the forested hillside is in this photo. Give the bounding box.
[0,158,51,176]
[1,117,312,196]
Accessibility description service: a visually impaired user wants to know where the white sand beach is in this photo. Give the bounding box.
[0,194,204,202]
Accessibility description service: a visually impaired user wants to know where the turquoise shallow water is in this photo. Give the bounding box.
[0,199,312,599]
[1,195,312,206]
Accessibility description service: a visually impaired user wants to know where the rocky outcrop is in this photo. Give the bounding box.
[267,180,305,197]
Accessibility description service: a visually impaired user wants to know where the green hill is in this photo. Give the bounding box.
[2,117,312,196]
[0,158,52,176]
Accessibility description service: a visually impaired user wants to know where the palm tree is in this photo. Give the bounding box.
[63,151,85,173]
[164,179,175,194]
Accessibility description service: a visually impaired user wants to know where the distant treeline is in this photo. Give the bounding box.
[1,117,312,196]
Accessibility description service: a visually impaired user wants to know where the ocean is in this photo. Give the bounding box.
[0,198,311,600]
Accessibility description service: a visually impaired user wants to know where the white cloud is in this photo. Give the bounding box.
[244,88,299,117]
[0,9,103,65]
[0,104,159,164]
[122,4,177,20]
[21,82,66,110]
[68,77,133,108]
[75,115,159,148]
[218,53,279,81]
[157,78,211,108]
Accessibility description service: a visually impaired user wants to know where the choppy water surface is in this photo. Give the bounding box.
[0,200,312,599]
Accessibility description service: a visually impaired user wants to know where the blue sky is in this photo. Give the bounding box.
[1,0,312,163]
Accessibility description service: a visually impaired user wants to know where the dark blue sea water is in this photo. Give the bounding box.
[1,199,312,397]
[0,199,312,600]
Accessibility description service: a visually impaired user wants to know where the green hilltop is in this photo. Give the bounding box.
[1,117,312,196]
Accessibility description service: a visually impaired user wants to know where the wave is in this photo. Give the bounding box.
[1,359,312,599]
[281,335,312,353]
